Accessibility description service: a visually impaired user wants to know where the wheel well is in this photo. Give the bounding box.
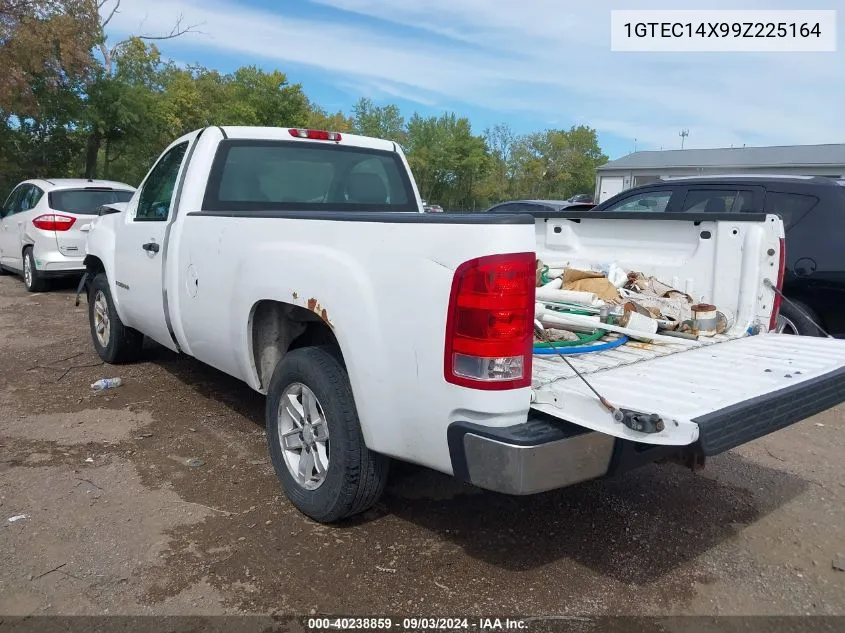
[251,300,343,390]
[83,255,106,276]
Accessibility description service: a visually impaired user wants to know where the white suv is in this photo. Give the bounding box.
[0,179,135,292]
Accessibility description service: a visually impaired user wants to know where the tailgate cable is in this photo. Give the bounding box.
[763,279,833,338]
[533,320,665,434]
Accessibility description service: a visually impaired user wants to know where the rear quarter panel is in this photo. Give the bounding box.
[172,212,536,473]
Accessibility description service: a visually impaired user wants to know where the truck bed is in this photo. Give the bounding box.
[532,331,742,386]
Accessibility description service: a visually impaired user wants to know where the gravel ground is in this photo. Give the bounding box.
[0,274,843,620]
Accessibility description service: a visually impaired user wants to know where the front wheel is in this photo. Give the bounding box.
[87,273,144,363]
[265,346,389,523]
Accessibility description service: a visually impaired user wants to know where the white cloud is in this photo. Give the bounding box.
[106,0,845,152]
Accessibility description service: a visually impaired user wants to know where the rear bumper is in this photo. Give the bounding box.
[447,415,617,495]
[32,246,84,276]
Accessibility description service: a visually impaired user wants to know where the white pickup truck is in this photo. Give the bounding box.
[81,126,845,523]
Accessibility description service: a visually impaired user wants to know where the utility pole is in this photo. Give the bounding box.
[679,129,689,149]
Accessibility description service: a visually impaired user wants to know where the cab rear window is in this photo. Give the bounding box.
[202,140,417,212]
[49,189,134,214]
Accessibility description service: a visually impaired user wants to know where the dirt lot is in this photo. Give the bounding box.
[1,274,844,619]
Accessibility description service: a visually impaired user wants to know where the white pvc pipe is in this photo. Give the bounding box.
[540,313,602,334]
[541,313,699,345]
[541,278,563,290]
[536,287,599,306]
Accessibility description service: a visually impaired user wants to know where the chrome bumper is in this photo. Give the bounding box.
[448,417,616,495]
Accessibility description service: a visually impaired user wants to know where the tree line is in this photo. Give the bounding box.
[1,0,608,211]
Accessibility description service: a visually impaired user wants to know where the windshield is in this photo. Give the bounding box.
[49,189,134,214]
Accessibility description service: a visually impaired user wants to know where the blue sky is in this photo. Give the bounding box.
[106,0,844,159]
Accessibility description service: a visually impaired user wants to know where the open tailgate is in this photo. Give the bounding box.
[531,333,845,455]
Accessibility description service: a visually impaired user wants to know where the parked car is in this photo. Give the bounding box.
[79,126,845,524]
[96,201,129,216]
[485,199,595,214]
[567,193,594,204]
[0,179,135,291]
[587,175,845,336]
[422,200,444,213]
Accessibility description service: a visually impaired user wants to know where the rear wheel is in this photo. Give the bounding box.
[88,273,144,363]
[775,300,825,337]
[265,346,389,523]
[23,248,47,292]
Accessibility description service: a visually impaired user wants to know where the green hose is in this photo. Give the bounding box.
[546,305,594,316]
[533,328,608,347]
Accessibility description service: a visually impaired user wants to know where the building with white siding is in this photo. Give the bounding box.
[595,143,845,203]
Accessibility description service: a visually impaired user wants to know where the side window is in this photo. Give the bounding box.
[2,186,25,217]
[136,142,189,221]
[20,186,43,212]
[17,186,34,212]
[604,190,673,212]
[681,189,754,214]
[764,191,818,230]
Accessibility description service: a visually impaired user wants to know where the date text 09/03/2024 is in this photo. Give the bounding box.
[307,618,528,630]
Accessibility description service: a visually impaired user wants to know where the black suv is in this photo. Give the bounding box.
[590,176,845,337]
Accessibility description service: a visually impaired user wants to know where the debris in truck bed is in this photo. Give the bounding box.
[542,328,581,343]
[561,268,621,303]
[534,259,728,349]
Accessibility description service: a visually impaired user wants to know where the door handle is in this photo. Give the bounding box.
[142,242,160,253]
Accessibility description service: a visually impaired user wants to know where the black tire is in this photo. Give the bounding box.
[265,346,389,523]
[777,299,825,337]
[23,248,48,292]
[87,273,144,364]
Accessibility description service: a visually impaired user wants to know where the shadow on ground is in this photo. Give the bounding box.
[381,453,807,584]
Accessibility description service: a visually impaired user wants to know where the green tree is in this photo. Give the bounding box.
[220,66,310,127]
[406,112,490,211]
[0,0,98,191]
[306,104,353,132]
[81,0,200,177]
[0,2,610,209]
[351,97,406,145]
[509,126,607,200]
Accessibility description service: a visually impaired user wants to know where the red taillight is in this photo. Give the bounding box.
[32,214,76,232]
[444,252,536,390]
[288,128,342,142]
[769,237,786,332]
